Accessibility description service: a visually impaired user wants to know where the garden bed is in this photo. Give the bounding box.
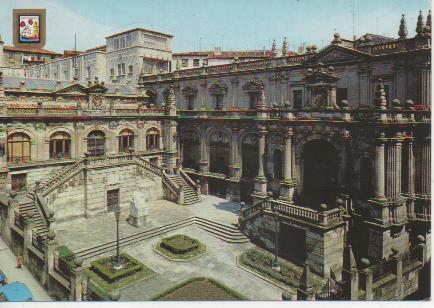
[153,277,245,301]
[86,253,155,297]
[239,248,323,290]
[155,234,206,261]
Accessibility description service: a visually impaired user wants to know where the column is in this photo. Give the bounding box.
[420,137,431,195]
[421,68,431,106]
[283,129,293,180]
[339,136,349,192]
[374,136,385,199]
[199,128,208,174]
[407,139,415,194]
[229,127,240,179]
[257,127,267,179]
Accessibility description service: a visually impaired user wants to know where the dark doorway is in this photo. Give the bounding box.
[209,132,230,175]
[240,180,255,205]
[273,149,283,180]
[241,134,258,179]
[278,223,306,265]
[208,178,227,198]
[302,140,339,209]
[107,189,119,213]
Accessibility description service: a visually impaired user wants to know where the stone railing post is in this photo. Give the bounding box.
[23,211,35,267]
[177,187,184,205]
[42,230,57,290]
[195,180,202,201]
[359,259,373,300]
[5,192,18,245]
[416,235,427,264]
[391,248,403,298]
[69,258,85,301]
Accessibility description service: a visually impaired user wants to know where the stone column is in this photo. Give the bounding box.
[229,127,240,179]
[254,127,267,196]
[339,133,350,193]
[385,134,403,198]
[42,232,56,289]
[360,266,373,300]
[421,68,431,106]
[280,128,295,201]
[199,128,208,174]
[406,139,415,218]
[342,245,359,300]
[374,135,386,199]
[420,137,431,195]
[69,259,85,301]
[392,251,403,298]
[23,213,35,268]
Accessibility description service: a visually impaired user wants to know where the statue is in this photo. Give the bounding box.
[128,189,148,227]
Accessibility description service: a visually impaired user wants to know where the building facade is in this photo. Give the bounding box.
[25,28,173,85]
[139,12,431,296]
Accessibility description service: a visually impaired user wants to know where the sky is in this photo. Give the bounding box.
[0,0,431,53]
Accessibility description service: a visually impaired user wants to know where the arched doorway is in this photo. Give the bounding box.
[209,131,230,175]
[273,149,283,180]
[181,131,200,171]
[87,130,105,157]
[302,139,339,209]
[240,134,259,204]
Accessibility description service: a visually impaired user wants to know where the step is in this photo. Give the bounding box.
[195,217,240,232]
[194,220,247,239]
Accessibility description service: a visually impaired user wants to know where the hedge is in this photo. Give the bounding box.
[160,235,199,254]
[90,253,143,283]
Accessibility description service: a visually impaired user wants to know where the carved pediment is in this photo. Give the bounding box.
[306,45,370,64]
[208,82,228,95]
[304,70,340,84]
[181,83,198,96]
[86,83,108,94]
[55,83,87,95]
[242,80,263,92]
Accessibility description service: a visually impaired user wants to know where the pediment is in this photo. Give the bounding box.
[181,83,198,96]
[86,83,108,94]
[304,70,340,84]
[306,45,370,64]
[208,82,227,94]
[55,83,87,94]
[242,80,263,92]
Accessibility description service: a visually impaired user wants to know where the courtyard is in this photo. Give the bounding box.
[55,196,285,300]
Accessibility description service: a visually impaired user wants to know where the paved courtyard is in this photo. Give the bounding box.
[0,238,52,301]
[55,195,284,300]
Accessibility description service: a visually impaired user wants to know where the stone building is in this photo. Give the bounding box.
[139,11,431,298]
[25,28,173,85]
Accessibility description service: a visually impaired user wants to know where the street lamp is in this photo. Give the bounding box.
[268,191,281,272]
[113,206,123,270]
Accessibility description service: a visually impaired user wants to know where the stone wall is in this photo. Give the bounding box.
[367,227,410,260]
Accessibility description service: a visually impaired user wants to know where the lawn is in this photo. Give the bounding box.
[153,277,245,301]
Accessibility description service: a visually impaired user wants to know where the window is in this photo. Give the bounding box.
[120,37,126,49]
[293,90,303,110]
[86,66,91,79]
[193,59,200,67]
[49,132,71,159]
[117,64,122,76]
[114,38,120,50]
[128,65,134,75]
[87,131,105,157]
[202,59,208,66]
[249,93,259,109]
[337,88,348,104]
[121,63,126,75]
[107,189,119,213]
[187,95,195,110]
[119,129,134,153]
[182,59,189,67]
[11,174,27,192]
[7,133,31,163]
[215,94,224,110]
[146,128,160,150]
[110,68,115,76]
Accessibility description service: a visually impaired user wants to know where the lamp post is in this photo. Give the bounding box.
[268,191,280,272]
[113,206,122,270]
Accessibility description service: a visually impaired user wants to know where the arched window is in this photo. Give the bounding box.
[146,128,160,150]
[273,149,283,180]
[87,131,105,157]
[49,132,71,159]
[119,129,134,153]
[7,133,31,163]
[209,131,230,175]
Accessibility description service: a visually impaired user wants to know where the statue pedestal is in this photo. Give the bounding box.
[128,190,148,227]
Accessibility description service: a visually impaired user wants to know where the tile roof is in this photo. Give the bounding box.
[3,45,62,56]
[2,77,138,96]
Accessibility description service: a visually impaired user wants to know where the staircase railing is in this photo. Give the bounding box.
[179,168,197,191]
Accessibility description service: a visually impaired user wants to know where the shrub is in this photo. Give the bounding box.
[90,253,143,283]
[160,235,199,254]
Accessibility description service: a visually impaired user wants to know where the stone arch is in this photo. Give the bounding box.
[44,127,74,142]
[180,129,201,170]
[299,138,340,209]
[208,130,231,175]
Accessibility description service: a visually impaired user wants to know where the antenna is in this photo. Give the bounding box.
[73,33,77,80]
[352,4,355,39]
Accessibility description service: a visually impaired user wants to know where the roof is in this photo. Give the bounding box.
[85,45,107,53]
[0,282,33,301]
[355,33,395,46]
[3,45,62,56]
[2,77,139,96]
[173,50,290,59]
[105,27,173,39]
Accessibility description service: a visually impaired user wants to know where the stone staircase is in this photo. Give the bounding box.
[167,174,200,205]
[74,216,249,261]
[17,194,49,241]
